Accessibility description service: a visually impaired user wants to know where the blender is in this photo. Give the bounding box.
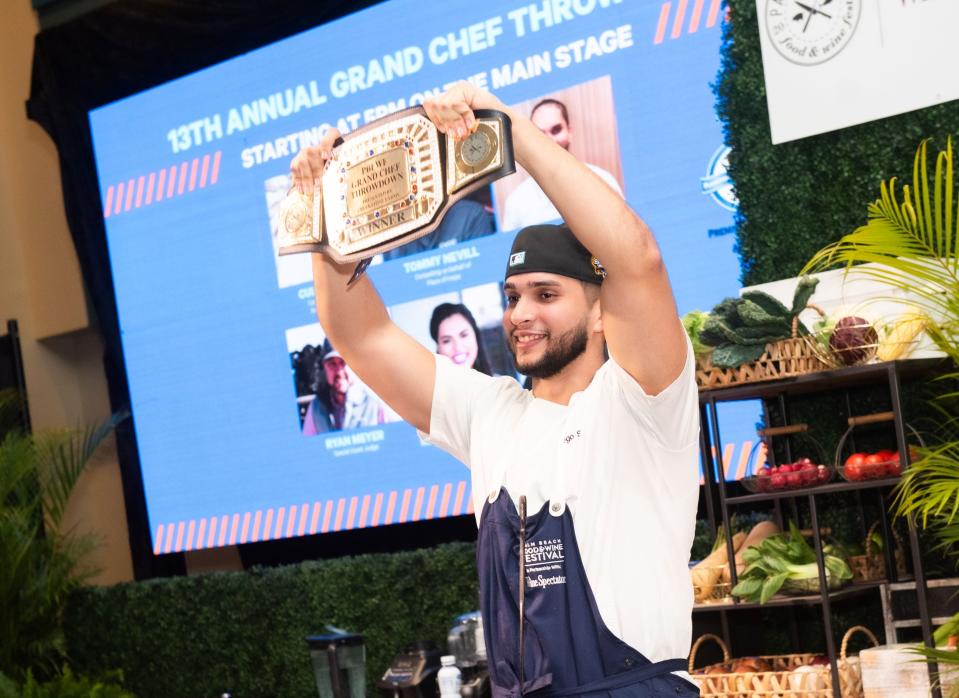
[447,611,491,697]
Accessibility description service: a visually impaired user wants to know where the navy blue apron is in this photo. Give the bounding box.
[477,485,700,697]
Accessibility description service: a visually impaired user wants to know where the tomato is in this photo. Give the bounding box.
[876,449,897,462]
[844,452,867,481]
[886,454,903,477]
[864,453,887,478]
[845,453,867,467]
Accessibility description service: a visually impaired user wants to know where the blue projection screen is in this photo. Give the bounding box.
[90,0,754,554]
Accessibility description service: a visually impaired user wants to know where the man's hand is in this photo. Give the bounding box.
[422,82,509,139]
[289,128,341,195]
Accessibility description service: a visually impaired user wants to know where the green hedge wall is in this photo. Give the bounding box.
[717,2,959,287]
[63,543,478,698]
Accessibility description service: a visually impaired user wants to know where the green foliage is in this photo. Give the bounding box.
[681,310,713,356]
[64,543,479,698]
[716,2,959,287]
[801,137,959,674]
[801,137,959,553]
[0,669,134,698]
[0,389,123,682]
[732,522,852,604]
[700,277,818,367]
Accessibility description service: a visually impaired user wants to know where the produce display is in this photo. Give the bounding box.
[694,276,819,369]
[839,450,903,481]
[876,308,926,361]
[731,522,852,604]
[690,530,746,603]
[743,457,832,493]
[828,315,878,366]
[691,521,780,603]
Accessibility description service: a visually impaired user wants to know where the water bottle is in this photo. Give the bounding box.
[437,655,461,697]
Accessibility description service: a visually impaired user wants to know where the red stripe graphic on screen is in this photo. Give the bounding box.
[102,150,223,218]
[653,0,725,44]
[152,482,476,553]
[334,498,346,531]
[322,499,334,533]
[297,503,307,536]
[412,487,425,521]
[240,512,251,544]
[358,495,371,528]
[310,502,321,534]
[347,496,358,529]
[439,483,452,518]
[399,489,413,523]
[207,517,217,548]
[273,504,288,538]
[272,507,282,539]
[124,179,135,211]
[386,491,397,524]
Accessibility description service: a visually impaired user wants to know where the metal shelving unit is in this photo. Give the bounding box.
[696,358,945,698]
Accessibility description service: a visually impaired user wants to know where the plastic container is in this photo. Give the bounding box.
[438,655,462,697]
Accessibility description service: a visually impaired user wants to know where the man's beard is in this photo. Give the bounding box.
[511,322,589,379]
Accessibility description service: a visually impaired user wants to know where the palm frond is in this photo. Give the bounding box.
[893,443,959,526]
[34,412,126,532]
[801,138,959,363]
[0,412,123,680]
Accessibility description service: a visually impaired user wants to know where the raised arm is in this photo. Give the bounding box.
[290,130,436,432]
[425,84,688,395]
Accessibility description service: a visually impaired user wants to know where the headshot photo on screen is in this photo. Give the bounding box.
[493,75,625,232]
[389,282,516,379]
[286,322,398,435]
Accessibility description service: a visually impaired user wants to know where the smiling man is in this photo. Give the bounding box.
[289,82,700,697]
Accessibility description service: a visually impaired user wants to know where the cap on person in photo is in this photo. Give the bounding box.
[320,338,342,362]
[505,223,606,285]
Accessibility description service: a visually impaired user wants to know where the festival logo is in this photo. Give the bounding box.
[701,145,738,212]
[525,536,567,589]
[764,0,862,66]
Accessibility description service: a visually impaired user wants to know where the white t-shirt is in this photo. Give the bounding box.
[500,164,625,231]
[425,341,700,667]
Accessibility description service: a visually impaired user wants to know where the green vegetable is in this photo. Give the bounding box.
[711,343,766,369]
[740,290,790,317]
[731,521,852,604]
[681,310,714,356]
[790,276,819,314]
[737,299,788,328]
[698,276,820,368]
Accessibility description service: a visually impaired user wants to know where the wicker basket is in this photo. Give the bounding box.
[691,565,734,604]
[696,305,831,390]
[689,626,879,697]
[847,522,908,583]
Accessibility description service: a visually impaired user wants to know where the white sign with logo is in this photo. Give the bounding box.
[757,0,959,144]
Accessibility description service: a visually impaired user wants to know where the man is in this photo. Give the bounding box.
[301,339,386,434]
[290,83,700,696]
[500,97,625,231]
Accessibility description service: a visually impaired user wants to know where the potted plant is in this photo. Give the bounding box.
[0,389,132,696]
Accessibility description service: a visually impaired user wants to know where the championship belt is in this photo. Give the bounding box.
[277,106,515,284]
